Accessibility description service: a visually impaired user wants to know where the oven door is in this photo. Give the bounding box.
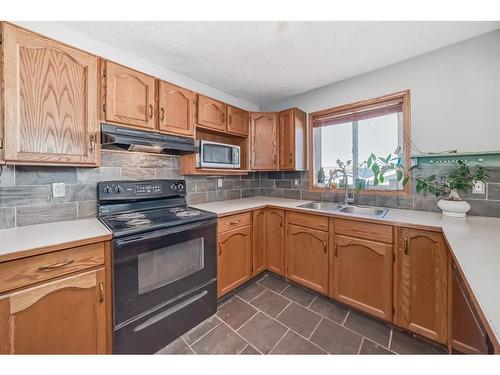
[112,219,217,326]
[200,141,240,168]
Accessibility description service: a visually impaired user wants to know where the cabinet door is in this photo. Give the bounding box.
[252,209,266,276]
[396,228,448,344]
[332,235,393,320]
[104,61,156,130]
[227,105,249,136]
[2,23,98,165]
[265,209,285,276]
[196,95,227,132]
[451,263,490,354]
[279,109,294,170]
[217,226,252,297]
[250,113,278,170]
[158,81,194,137]
[286,224,329,294]
[0,268,106,354]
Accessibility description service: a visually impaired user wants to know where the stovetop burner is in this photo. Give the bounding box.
[115,212,147,222]
[169,207,202,218]
[125,218,153,227]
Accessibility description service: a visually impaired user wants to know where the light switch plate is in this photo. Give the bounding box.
[472,180,485,194]
[52,182,66,198]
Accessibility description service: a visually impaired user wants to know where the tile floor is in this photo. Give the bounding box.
[157,273,448,355]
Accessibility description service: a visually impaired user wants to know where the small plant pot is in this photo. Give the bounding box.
[437,199,471,218]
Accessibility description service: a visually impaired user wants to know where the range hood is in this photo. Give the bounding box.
[101,124,195,155]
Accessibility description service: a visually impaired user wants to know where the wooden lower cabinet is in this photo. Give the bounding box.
[451,263,490,354]
[395,228,448,344]
[217,225,253,297]
[252,209,266,276]
[265,209,285,276]
[0,268,106,354]
[331,234,393,321]
[286,224,329,294]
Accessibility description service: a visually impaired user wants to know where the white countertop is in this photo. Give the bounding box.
[0,218,112,262]
[193,196,500,346]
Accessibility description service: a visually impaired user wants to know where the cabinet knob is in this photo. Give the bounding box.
[334,243,338,257]
[289,154,292,163]
[323,241,327,254]
[148,104,154,119]
[228,115,232,125]
[221,112,226,123]
[160,107,165,122]
[98,282,104,303]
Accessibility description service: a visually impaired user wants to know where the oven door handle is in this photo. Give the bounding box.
[114,219,217,247]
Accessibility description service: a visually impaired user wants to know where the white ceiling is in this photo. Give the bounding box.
[63,21,500,107]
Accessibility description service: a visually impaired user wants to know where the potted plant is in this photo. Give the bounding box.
[414,160,488,217]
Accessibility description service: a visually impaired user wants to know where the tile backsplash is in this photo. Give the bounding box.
[1,151,500,229]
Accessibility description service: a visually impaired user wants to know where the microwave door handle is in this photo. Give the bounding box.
[115,220,216,247]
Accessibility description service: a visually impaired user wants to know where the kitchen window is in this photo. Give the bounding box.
[309,91,411,194]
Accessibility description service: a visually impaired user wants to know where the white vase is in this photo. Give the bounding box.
[437,199,471,218]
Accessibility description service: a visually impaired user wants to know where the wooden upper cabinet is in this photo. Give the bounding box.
[0,268,106,354]
[286,224,329,294]
[250,112,278,170]
[279,108,307,171]
[252,209,266,276]
[104,61,156,130]
[2,23,98,166]
[196,94,227,132]
[451,263,490,354]
[158,81,194,137]
[227,105,249,136]
[217,226,252,297]
[265,209,285,276]
[395,228,448,344]
[331,234,393,320]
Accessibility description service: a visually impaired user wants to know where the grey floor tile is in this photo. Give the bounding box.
[191,323,248,354]
[237,282,266,302]
[308,295,349,324]
[240,344,261,355]
[310,319,363,354]
[281,284,316,307]
[343,310,392,347]
[277,302,322,338]
[217,296,258,330]
[238,312,288,354]
[390,330,447,354]
[156,337,194,354]
[250,289,290,317]
[183,315,222,345]
[258,274,290,293]
[270,331,326,355]
[359,339,394,355]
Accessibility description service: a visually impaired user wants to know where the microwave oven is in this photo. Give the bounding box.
[196,140,241,169]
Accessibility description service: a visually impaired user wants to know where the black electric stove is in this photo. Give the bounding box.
[97,179,217,354]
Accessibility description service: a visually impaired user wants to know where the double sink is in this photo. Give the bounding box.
[298,202,388,218]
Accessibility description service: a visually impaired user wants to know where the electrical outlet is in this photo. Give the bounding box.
[294,179,300,187]
[217,178,223,188]
[472,180,485,194]
[52,182,66,198]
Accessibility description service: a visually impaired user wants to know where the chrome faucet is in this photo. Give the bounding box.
[325,159,354,205]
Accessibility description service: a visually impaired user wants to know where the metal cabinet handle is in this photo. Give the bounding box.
[289,154,293,163]
[38,258,74,271]
[230,219,240,225]
[404,238,409,255]
[323,241,327,254]
[218,243,222,256]
[160,107,165,122]
[280,215,283,228]
[98,282,104,303]
[148,104,154,119]
[88,135,95,152]
[221,112,226,123]
[334,243,338,257]
[228,114,232,125]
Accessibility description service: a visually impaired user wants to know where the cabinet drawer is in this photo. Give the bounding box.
[218,212,252,233]
[0,242,105,294]
[287,211,328,231]
[335,219,393,243]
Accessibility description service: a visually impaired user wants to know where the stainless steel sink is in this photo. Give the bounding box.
[298,201,388,218]
[338,205,388,218]
[298,202,344,211]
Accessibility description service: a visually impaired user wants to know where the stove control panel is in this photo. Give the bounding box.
[98,179,187,201]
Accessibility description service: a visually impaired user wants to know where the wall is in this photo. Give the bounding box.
[12,21,258,112]
[0,151,262,229]
[261,29,500,154]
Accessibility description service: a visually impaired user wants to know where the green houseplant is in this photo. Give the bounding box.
[317,167,326,184]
